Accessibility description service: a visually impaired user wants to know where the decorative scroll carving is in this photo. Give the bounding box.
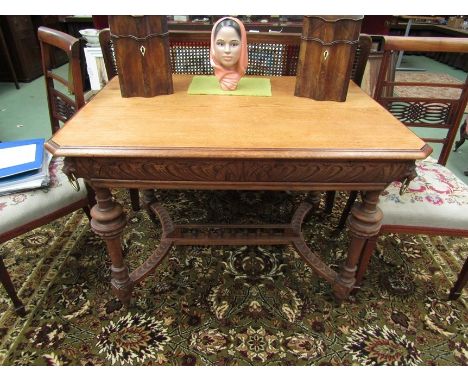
[387,101,451,125]
[126,200,345,298]
[71,157,413,187]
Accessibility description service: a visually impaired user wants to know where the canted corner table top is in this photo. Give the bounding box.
[47,75,429,161]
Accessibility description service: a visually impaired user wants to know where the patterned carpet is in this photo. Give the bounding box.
[0,190,466,366]
[395,71,468,113]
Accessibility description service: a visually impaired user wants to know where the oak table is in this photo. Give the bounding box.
[46,75,430,305]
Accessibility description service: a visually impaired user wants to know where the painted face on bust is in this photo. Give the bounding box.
[214,26,241,68]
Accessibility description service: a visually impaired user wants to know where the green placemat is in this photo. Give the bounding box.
[188,76,271,96]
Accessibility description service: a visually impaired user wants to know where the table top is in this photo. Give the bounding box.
[47,75,430,161]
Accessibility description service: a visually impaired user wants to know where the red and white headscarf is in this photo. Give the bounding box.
[210,17,248,91]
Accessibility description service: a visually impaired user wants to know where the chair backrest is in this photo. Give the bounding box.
[374,36,468,165]
[351,34,372,87]
[38,26,85,135]
[99,28,371,85]
[99,28,118,80]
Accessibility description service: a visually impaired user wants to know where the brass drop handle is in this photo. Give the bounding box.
[140,45,146,56]
[66,172,81,192]
[323,50,329,60]
[399,165,418,196]
[399,177,411,195]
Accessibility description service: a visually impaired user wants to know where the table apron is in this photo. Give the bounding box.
[66,157,416,190]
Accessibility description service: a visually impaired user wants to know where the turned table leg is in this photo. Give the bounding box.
[90,187,133,306]
[333,190,383,300]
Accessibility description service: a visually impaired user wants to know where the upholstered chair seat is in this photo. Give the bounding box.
[0,157,87,239]
[379,159,468,231]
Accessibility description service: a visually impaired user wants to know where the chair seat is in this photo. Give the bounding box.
[0,157,87,236]
[379,160,468,231]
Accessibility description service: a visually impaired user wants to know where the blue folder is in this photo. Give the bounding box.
[0,138,45,179]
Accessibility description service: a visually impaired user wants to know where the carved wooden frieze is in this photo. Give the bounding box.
[66,157,414,188]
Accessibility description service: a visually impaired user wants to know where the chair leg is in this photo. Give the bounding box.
[453,119,467,152]
[355,235,378,287]
[129,189,140,211]
[453,137,466,152]
[324,191,336,214]
[449,257,468,300]
[0,255,26,316]
[337,191,359,230]
[82,206,92,221]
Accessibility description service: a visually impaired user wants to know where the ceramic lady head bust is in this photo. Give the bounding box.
[210,17,248,91]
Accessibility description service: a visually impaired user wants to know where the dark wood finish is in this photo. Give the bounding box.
[58,16,92,92]
[0,255,26,316]
[108,16,173,98]
[101,28,371,80]
[453,119,467,153]
[100,28,303,78]
[350,34,372,87]
[55,15,304,34]
[99,28,118,80]
[449,257,468,300]
[60,156,421,190]
[295,16,364,101]
[38,27,85,135]
[31,16,68,69]
[62,15,94,38]
[98,28,155,212]
[453,119,467,178]
[168,17,304,34]
[0,16,42,82]
[0,25,19,88]
[45,75,429,305]
[375,36,468,166]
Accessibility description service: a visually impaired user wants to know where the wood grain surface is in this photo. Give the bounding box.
[47,75,428,160]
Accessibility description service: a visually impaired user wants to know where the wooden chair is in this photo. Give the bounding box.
[453,118,467,158]
[453,118,468,179]
[39,27,86,133]
[99,28,118,80]
[0,27,94,316]
[336,36,468,299]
